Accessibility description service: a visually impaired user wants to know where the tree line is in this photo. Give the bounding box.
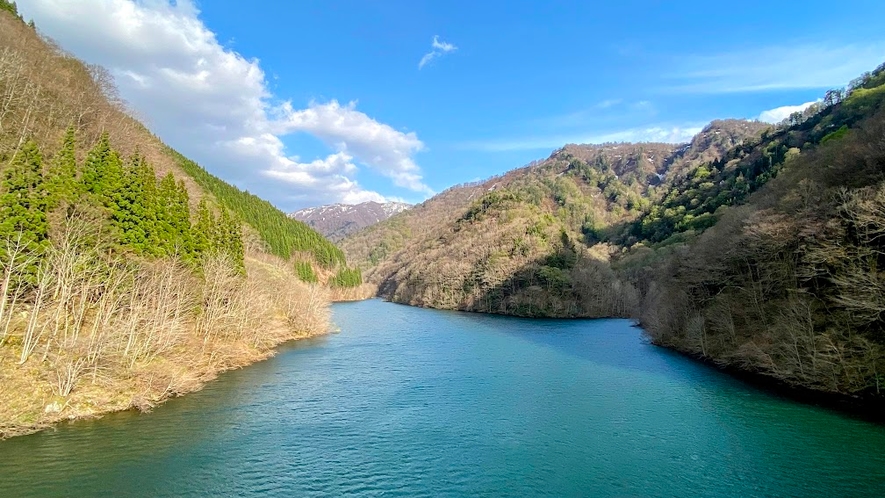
[1,128,245,282]
[170,150,345,268]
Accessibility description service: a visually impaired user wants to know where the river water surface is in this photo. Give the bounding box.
[1,299,884,497]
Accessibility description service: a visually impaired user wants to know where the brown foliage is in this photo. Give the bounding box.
[0,218,331,439]
[639,106,885,397]
[0,14,203,201]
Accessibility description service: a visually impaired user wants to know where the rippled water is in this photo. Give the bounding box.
[1,299,884,497]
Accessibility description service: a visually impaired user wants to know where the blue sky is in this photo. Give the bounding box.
[18,0,885,210]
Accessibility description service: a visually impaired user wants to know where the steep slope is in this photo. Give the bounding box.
[347,59,885,403]
[342,120,767,316]
[290,201,411,241]
[0,8,343,437]
[637,64,885,400]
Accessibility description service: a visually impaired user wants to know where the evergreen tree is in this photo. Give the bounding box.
[294,260,318,283]
[82,132,124,209]
[192,199,214,258]
[45,126,79,209]
[172,180,195,260]
[153,173,180,256]
[112,152,153,252]
[215,208,244,271]
[330,267,362,288]
[171,151,345,267]
[0,141,49,280]
[0,0,21,19]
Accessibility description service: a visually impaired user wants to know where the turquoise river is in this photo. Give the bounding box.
[1,299,884,497]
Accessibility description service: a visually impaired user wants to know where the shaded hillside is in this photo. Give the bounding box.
[290,201,411,241]
[637,63,885,398]
[347,59,885,401]
[343,120,766,317]
[0,8,342,437]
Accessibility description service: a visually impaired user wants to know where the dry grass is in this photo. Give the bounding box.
[0,223,331,439]
[329,283,377,302]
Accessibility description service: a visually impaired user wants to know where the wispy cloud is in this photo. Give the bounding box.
[460,124,704,152]
[528,99,654,128]
[757,100,820,123]
[597,99,622,109]
[667,42,885,93]
[20,0,430,209]
[418,35,457,69]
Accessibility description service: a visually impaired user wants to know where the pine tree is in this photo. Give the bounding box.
[216,208,244,271]
[112,152,152,252]
[294,260,318,283]
[82,132,124,209]
[192,199,214,258]
[0,141,49,280]
[153,173,179,256]
[0,1,20,19]
[45,126,79,209]
[172,180,194,260]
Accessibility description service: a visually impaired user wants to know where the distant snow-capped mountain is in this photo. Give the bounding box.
[289,201,411,241]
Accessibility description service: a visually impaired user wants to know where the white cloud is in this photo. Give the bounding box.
[528,99,656,129]
[757,100,819,123]
[19,0,428,209]
[276,100,432,194]
[668,43,885,93]
[461,124,704,152]
[597,99,622,109]
[419,35,457,69]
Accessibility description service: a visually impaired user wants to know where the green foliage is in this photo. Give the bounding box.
[820,125,849,144]
[149,173,194,259]
[213,208,244,271]
[461,190,523,223]
[294,260,318,283]
[627,69,885,245]
[542,231,578,270]
[0,141,49,281]
[190,199,242,268]
[82,133,124,208]
[0,0,21,19]
[111,152,155,253]
[192,199,214,257]
[330,267,362,288]
[170,150,344,268]
[45,126,80,209]
[536,265,570,292]
[1,132,247,271]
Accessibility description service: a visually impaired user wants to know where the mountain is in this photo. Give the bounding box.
[0,7,352,437]
[342,62,885,403]
[290,201,411,241]
[341,120,769,317]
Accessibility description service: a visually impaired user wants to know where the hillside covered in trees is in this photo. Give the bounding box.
[343,62,885,402]
[0,5,357,437]
[342,119,769,317]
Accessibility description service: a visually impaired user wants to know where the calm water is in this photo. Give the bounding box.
[1,300,884,497]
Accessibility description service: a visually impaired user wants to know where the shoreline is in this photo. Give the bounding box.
[0,326,328,440]
[384,298,885,423]
[653,343,885,425]
[7,298,881,440]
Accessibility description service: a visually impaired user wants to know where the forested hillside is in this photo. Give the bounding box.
[0,6,345,437]
[343,61,885,402]
[343,120,767,317]
[638,65,885,398]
